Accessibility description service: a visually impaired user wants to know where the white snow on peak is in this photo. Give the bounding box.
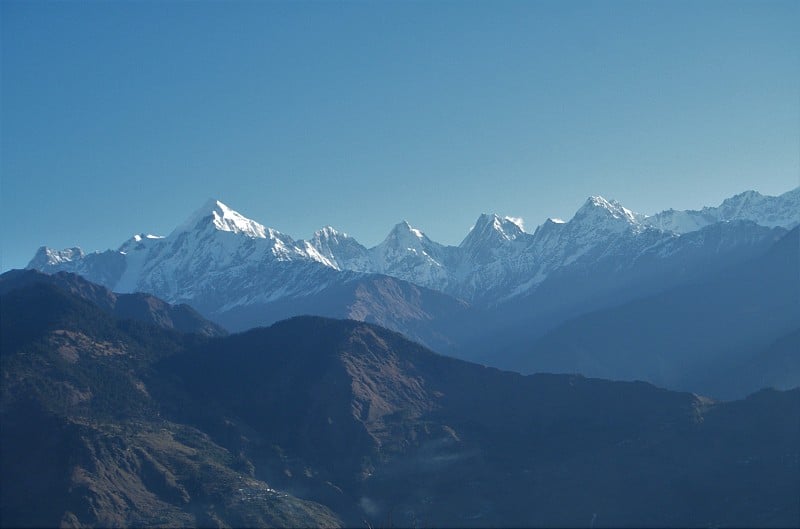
[571,196,644,233]
[461,213,525,247]
[384,220,428,243]
[398,221,425,240]
[27,186,799,310]
[210,201,268,238]
[131,233,164,243]
[314,226,343,239]
[504,216,525,231]
[548,218,566,224]
[304,225,372,272]
[644,187,800,233]
[172,199,268,239]
[301,242,337,269]
[118,233,165,255]
[584,196,637,219]
[368,220,451,288]
[34,246,85,266]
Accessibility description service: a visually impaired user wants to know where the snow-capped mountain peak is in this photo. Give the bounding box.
[305,226,371,272]
[460,213,525,249]
[28,246,85,268]
[723,189,761,202]
[581,196,637,220]
[26,186,800,313]
[313,226,342,240]
[384,220,427,242]
[172,199,268,239]
[369,220,452,288]
[480,213,524,238]
[118,233,165,254]
[377,221,441,255]
[572,196,643,232]
[645,186,800,233]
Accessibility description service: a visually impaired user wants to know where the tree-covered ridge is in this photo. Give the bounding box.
[0,279,340,528]
[1,275,798,528]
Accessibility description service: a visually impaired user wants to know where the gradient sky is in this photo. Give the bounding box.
[2,0,798,271]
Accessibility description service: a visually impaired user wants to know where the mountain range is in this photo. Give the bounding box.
[29,188,800,307]
[26,187,800,398]
[2,271,798,527]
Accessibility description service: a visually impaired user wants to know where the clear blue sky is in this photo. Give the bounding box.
[2,0,798,270]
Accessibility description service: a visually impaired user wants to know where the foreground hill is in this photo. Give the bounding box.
[0,281,339,528]
[163,317,800,527]
[1,276,798,527]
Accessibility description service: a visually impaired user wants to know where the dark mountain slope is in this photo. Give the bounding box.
[498,227,800,398]
[162,316,800,528]
[1,400,339,529]
[0,283,340,528]
[0,269,226,337]
[455,221,786,361]
[2,275,797,528]
[212,273,469,352]
[687,327,800,399]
